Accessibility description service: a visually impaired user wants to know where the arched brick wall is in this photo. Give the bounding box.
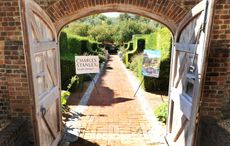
[1,0,230,145]
[44,0,190,33]
[39,0,230,124]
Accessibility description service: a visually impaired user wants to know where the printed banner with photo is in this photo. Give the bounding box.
[142,50,161,78]
[75,56,99,74]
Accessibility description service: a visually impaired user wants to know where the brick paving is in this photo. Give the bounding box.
[68,55,165,146]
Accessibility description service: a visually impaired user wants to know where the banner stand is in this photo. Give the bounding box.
[75,55,100,97]
[133,49,161,98]
[88,74,100,97]
[133,78,144,97]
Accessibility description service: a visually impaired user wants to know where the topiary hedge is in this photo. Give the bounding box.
[125,34,148,65]
[126,28,172,91]
[59,32,68,54]
[68,36,81,54]
[143,28,172,91]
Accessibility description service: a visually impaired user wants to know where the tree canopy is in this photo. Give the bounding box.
[63,13,163,45]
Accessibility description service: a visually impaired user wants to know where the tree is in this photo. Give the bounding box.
[88,22,114,43]
[63,13,162,44]
[114,20,143,44]
[118,13,133,21]
[65,23,89,36]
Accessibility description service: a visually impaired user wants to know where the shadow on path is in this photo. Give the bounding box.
[70,137,100,146]
[78,56,134,107]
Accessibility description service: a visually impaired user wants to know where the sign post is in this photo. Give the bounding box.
[133,50,161,97]
[75,56,100,96]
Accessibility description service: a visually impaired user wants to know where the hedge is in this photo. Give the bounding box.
[120,41,133,63]
[125,28,172,91]
[59,32,105,90]
[125,34,148,64]
[144,28,172,91]
[68,35,81,54]
[59,32,68,54]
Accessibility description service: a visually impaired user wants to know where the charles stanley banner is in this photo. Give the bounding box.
[75,56,99,74]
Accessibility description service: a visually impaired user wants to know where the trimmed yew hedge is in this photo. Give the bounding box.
[125,28,172,91]
[59,32,104,90]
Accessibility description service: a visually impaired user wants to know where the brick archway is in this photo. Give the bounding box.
[45,0,188,33]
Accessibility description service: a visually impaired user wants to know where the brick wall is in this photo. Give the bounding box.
[0,0,33,141]
[0,0,12,130]
[44,0,197,32]
[201,0,230,119]
[0,0,229,145]
[34,0,200,10]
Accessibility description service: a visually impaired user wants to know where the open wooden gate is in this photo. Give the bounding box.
[22,0,62,145]
[166,0,215,146]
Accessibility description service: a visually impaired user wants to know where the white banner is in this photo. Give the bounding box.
[75,56,99,74]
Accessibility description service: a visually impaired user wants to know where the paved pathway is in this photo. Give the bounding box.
[68,55,165,146]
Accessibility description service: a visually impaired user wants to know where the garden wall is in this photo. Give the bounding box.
[0,1,34,142]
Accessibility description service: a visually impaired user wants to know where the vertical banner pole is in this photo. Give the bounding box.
[134,50,161,97]
[88,74,100,97]
[133,78,144,97]
[75,55,100,96]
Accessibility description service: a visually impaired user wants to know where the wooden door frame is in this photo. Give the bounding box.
[19,0,215,145]
[20,0,40,145]
[193,0,216,145]
[20,0,63,145]
[166,0,216,146]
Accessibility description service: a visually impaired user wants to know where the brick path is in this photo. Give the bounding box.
[69,55,164,146]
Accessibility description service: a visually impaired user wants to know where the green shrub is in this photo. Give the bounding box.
[154,102,168,124]
[61,75,78,105]
[61,75,79,113]
[129,54,142,75]
[61,90,70,106]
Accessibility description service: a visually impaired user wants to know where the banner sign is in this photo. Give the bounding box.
[75,56,99,74]
[142,50,161,78]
